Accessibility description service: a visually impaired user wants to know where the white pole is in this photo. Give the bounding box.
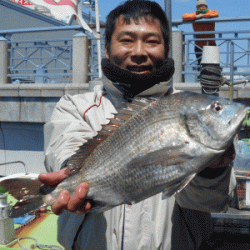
[0,37,9,84]
[95,0,102,78]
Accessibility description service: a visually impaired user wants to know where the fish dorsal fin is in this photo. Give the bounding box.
[131,96,155,108]
[65,97,155,175]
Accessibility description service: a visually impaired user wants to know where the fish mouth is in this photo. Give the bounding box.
[221,106,247,148]
[229,106,247,129]
[198,106,247,152]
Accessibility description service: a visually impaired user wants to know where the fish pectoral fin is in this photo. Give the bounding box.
[162,173,196,200]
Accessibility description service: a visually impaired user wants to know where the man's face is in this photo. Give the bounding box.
[105,16,167,74]
[197,4,207,10]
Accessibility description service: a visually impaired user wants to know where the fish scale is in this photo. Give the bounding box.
[0,91,247,217]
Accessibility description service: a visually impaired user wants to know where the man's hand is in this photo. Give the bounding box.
[196,13,205,19]
[198,143,235,179]
[208,143,236,169]
[39,169,91,215]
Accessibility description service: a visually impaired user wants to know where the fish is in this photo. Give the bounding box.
[0,91,247,218]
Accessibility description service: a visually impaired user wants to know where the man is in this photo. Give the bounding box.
[182,0,219,66]
[39,1,235,249]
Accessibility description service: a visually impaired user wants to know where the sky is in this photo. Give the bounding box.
[90,0,250,33]
[88,0,250,73]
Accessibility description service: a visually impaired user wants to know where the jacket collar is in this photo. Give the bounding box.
[102,74,173,108]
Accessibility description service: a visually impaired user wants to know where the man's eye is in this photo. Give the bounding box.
[147,40,159,45]
[121,39,132,43]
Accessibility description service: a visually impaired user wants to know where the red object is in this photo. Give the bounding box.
[11,0,32,5]
[182,10,219,48]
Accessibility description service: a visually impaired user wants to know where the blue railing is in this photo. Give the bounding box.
[0,25,105,83]
[1,17,250,84]
[183,30,250,82]
[9,38,73,83]
[8,36,105,83]
[173,17,250,82]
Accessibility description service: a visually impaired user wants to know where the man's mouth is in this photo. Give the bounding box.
[126,65,152,74]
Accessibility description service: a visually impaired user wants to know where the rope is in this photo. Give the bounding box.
[200,64,223,95]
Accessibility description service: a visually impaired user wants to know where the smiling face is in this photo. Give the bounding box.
[105,15,167,75]
[197,4,207,10]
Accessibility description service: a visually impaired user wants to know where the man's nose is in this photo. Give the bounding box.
[131,41,147,62]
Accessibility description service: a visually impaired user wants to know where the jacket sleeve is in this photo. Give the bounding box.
[44,94,97,172]
[204,10,219,18]
[182,12,197,22]
[44,86,117,172]
[175,165,237,213]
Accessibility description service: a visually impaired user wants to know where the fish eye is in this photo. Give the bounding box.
[212,101,222,112]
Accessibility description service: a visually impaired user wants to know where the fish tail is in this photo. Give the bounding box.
[9,195,46,218]
[0,176,47,218]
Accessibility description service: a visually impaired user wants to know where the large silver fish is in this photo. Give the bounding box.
[0,91,247,218]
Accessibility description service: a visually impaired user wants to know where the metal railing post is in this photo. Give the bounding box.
[34,45,46,83]
[165,0,172,57]
[248,39,250,65]
[230,41,234,100]
[226,41,230,66]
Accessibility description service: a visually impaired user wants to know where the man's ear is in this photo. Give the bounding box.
[105,42,110,59]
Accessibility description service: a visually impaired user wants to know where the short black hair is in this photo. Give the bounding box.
[105,0,170,58]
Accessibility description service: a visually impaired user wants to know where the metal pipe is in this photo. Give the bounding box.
[95,0,102,78]
[183,29,250,36]
[0,26,83,36]
[165,0,172,57]
[173,16,250,27]
[0,161,29,175]
[248,39,250,65]
[230,41,235,100]
[1,17,250,36]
